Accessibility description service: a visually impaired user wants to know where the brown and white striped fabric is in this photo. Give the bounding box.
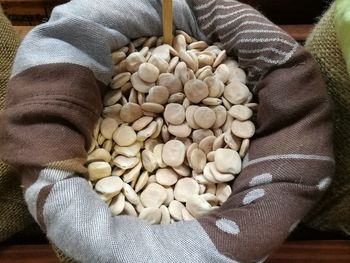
[0,0,334,262]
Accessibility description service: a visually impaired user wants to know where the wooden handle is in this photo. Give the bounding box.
[162,0,173,45]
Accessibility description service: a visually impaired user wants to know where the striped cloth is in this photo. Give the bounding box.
[0,0,334,262]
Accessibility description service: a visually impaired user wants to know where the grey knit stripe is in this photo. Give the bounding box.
[24,168,71,221]
[243,154,335,168]
[12,0,206,84]
[41,171,237,263]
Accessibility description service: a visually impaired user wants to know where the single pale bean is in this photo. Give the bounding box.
[182,208,195,221]
[112,167,126,177]
[132,116,153,131]
[214,148,241,174]
[87,148,111,163]
[133,37,147,48]
[229,105,253,121]
[208,162,234,183]
[188,41,208,50]
[168,92,185,104]
[160,205,171,225]
[110,193,125,216]
[173,34,187,53]
[224,129,242,151]
[88,161,111,181]
[156,168,179,186]
[102,140,113,153]
[103,90,122,106]
[207,151,215,162]
[190,148,207,173]
[123,201,138,217]
[216,183,232,205]
[213,50,227,68]
[140,183,168,208]
[193,107,216,129]
[204,76,225,98]
[113,156,140,170]
[192,129,214,144]
[174,178,200,202]
[137,121,157,141]
[231,120,256,139]
[158,73,182,95]
[167,56,179,73]
[184,79,209,104]
[179,50,197,72]
[174,62,189,85]
[224,81,250,104]
[111,72,131,89]
[122,162,142,183]
[141,102,164,113]
[120,103,143,123]
[203,163,220,184]
[138,62,160,83]
[168,200,185,221]
[131,72,154,93]
[163,103,185,125]
[113,125,137,146]
[164,187,174,206]
[142,149,158,173]
[175,30,192,43]
[239,139,250,158]
[228,67,247,84]
[168,123,192,138]
[199,136,216,155]
[146,86,169,105]
[150,117,164,139]
[139,207,162,224]
[161,125,170,142]
[143,36,158,48]
[213,134,225,151]
[139,46,149,57]
[123,183,140,205]
[153,144,167,168]
[173,164,191,177]
[112,51,126,65]
[202,97,222,106]
[134,171,149,193]
[198,54,214,67]
[185,105,200,129]
[152,44,170,62]
[215,64,230,84]
[125,52,146,73]
[186,195,214,218]
[114,141,142,157]
[162,140,186,167]
[95,176,124,198]
[148,56,169,73]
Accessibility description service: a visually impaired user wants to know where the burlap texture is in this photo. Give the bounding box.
[304,3,350,234]
[0,6,34,241]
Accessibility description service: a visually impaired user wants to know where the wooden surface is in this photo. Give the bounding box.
[0,241,349,262]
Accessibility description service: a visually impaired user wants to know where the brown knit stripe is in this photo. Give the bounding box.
[192,0,298,87]
[0,63,106,171]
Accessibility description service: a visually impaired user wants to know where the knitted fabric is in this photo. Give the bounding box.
[0,7,34,242]
[304,2,350,234]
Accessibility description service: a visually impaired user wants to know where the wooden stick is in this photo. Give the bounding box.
[162,0,173,45]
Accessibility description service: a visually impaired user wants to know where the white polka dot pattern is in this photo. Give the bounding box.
[216,218,240,235]
[317,177,332,191]
[243,189,265,205]
[249,173,273,187]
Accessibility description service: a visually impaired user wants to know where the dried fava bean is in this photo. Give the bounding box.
[179,50,197,71]
[141,102,164,113]
[138,62,160,83]
[120,103,143,123]
[162,140,186,167]
[216,183,232,205]
[198,136,216,155]
[132,116,153,131]
[239,139,250,157]
[182,208,195,221]
[141,149,158,173]
[167,56,179,73]
[158,73,182,95]
[160,205,171,225]
[224,129,242,151]
[188,41,208,50]
[151,117,164,139]
[185,105,200,129]
[156,168,178,187]
[123,162,142,183]
[146,86,169,105]
[149,56,169,73]
[114,141,142,157]
[231,120,256,139]
[152,44,171,62]
[193,107,216,129]
[214,148,241,174]
[131,72,154,93]
[172,164,191,177]
[140,183,167,208]
[215,64,230,84]
[111,72,131,89]
[213,50,227,68]
[95,176,124,197]
[168,123,192,138]
[175,30,192,44]
[184,79,209,103]
[113,125,136,146]
[202,98,222,106]
[168,200,185,221]
[229,105,253,121]
[113,156,140,170]
[224,81,250,104]
[174,178,200,202]
[192,129,214,144]
[123,201,138,217]
[88,162,111,181]
[173,34,187,53]
[134,171,149,193]
[103,90,122,106]
[174,62,189,85]
[87,148,111,163]
[112,51,126,64]
[153,144,166,168]
[110,193,125,216]
[190,148,207,173]
[123,183,140,205]
[143,36,158,48]
[163,103,185,125]
[186,195,214,218]
[137,121,157,141]
[228,67,247,84]
[204,76,225,98]
[125,52,146,73]
[213,105,227,129]
[139,207,162,224]
[208,162,234,183]
[168,92,185,104]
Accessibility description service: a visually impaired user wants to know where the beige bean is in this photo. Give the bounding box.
[132,116,153,131]
[224,81,250,104]
[212,105,227,129]
[174,62,189,85]
[112,51,126,65]
[126,52,146,73]
[184,79,209,103]
[133,37,147,48]
[111,72,131,89]
[174,178,200,202]
[97,134,106,146]
[204,76,225,98]
[112,167,126,177]
[213,134,225,151]
[198,54,214,68]
[123,183,140,205]
[172,164,191,177]
[190,148,207,173]
[110,193,125,216]
[231,120,255,139]
[123,162,142,183]
[168,92,185,104]
[224,129,242,151]
[213,50,227,68]
[146,86,169,105]
[140,183,168,208]
[87,148,111,163]
[148,56,169,73]
[229,105,253,121]
[131,72,154,93]
[179,50,197,71]
[160,205,171,225]
[138,62,159,83]
[88,161,111,181]
[114,141,142,157]
[215,64,230,84]
[182,208,195,221]
[186,195,214,218]
[205,183,216,195]
[162,140,186,167]
[228,67,247,84]
[216,183,232,205]
[173,34,187,53]
[137,121,158,141]
[102,139,113,153]
[193,107,216,129]
[202,97,222,106]
[123,201,138,217]
[207,151,215,162]
[185,105,200,129]
[158,73,182,95]
[135,171,149,193]
[188,41,208,50]
[152,44,171,62]
[239,139,250,158]
[192,129,214,144]
[203,163,220,183]
[95,176,124,198]
[102,104,122,121]
[113,156,140,170]
[156,168,179,186]
[153,144,166,168]
[163,103,185,125]
[208,162,235,183]
[113,125,136,146]
[150,117,164,139]
[198,136,216,155]
[168,200,185,221]
[120,103,143,123]
[139,207,162,224]
[161,125,170,142]
[141,102,164,113]
[214,148,241,174]
[175,30,192,43]
[168,123,192,138]
[167,56,179,73]
[164,187,174,206]
[142,149,158,173]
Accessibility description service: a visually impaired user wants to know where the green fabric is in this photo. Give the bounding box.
[0,6,34,241]
[304,3,350,234]
[335,0,350,76]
